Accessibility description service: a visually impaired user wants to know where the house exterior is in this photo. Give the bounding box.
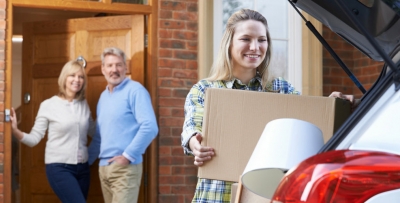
[0,0,383,203]
[157,2,382,202]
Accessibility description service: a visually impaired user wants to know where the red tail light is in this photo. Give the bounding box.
[271,150,400,203]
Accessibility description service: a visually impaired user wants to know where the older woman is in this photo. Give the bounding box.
[10,60,95,203]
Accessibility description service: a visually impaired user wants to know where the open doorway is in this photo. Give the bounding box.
[5,1,158,203]
[11,7,148,203]
[12,9,100,203]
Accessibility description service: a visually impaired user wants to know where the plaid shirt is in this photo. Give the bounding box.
[181,75,299,203]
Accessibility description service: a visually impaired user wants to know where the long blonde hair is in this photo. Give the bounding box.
[207,9,272,89]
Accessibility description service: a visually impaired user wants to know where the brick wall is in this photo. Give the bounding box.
[158,1,198,202]
[322,25,383,99]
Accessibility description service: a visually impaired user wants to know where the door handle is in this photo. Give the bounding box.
[76,56,87,69]
[5,109,9,122]
[24,93,30,104]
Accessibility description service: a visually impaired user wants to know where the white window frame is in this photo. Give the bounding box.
[288,5,303,92]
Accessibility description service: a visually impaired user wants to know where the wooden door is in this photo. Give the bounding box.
[20,15,145,203]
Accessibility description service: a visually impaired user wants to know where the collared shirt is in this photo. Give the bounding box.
[181,76,299,155]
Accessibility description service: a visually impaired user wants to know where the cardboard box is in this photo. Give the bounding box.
[198,88,351,182]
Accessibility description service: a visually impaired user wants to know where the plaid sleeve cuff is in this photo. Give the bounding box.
[182,131,199,156]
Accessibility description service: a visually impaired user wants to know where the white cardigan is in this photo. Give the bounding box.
[21,96,96,164]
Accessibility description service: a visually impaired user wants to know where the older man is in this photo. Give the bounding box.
[89,47,158,203]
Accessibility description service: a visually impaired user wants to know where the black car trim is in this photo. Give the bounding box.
[289,0,400,152]
[336,0,400,90]
[320,69,394,152]
[321,43,400,152]
[289,0,367,93]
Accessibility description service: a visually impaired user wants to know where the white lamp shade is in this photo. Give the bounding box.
[241,118,324,199]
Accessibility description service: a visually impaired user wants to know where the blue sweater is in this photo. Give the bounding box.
[88,78,158,166]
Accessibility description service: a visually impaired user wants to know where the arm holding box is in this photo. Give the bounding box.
[181,81,216,166]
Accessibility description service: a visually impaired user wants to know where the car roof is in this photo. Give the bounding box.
[293,0,400,61]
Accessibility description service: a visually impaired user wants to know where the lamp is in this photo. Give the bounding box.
[241,118,324,199]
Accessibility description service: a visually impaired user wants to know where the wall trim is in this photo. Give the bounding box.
[301,13,323,96]
[198,0,213,79]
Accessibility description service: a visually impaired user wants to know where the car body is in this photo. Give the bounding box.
[271,1,400,202]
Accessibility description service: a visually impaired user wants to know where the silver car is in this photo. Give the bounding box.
[271,1,400,202]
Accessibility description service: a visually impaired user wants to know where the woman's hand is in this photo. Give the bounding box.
[329,91,360,111]
[329,91,354,103]
[10,108,18,131]
[10,108,24,140]
[189,133,215,166]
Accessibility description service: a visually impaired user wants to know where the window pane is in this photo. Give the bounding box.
[257,1,288,39]
[222,0,254,30]
[112,0,147,4]
[269,40,288,80]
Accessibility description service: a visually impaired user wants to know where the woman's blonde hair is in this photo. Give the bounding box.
[207,9,272,88]
[58,60,87,101]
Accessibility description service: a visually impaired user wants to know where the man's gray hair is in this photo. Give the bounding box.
[101,47,127,64]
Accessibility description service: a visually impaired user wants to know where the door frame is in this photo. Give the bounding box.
[5,0,159,203]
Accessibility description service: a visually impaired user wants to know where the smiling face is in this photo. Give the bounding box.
[101,54,127,91]
[65,69,85,97]
[230,19,268,76]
